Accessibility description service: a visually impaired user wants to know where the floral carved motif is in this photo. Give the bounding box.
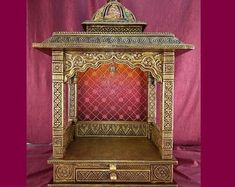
[151,165,171,182]
[64,52,163,82]
[55,165,74,180]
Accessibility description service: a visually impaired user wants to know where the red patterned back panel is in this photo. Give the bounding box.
[77,63,148,121]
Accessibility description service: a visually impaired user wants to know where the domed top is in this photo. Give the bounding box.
[92,0,136,22]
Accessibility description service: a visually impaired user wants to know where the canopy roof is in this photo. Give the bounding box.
[33,0,193,50]
[33,32,193,50]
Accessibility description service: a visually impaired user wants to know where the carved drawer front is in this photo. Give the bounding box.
[75,164,150,182]
[75,169,150,183]
[115,170,150,182]
[76,169,110,182]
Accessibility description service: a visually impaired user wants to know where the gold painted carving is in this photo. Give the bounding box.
[116,171,150,182]
[76,170,110,182]
[117,165,150,170]
[75,170,150,182]
[73,163,150,170]
[161,80,174,159]
[68,76,77,122]
[75,163,109,169]
[53,82,63,129]
[53,136,63,147]
[86,26,143,33]
[55,164,74,182]
[54,163,173,183]
[52,50,72,158]
[151,165,172,183]
[160,51,175,160]
[53,147,63,158]
[52,50,66,159]
[65,52,163,82]
[148,73,156,123]
[164,64,174,74]
[162,81,174,131]
[76,121,147,137]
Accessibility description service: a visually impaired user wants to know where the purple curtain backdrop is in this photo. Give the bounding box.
[27,0,200,145]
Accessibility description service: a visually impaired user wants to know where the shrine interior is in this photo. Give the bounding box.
[64,63,163,162]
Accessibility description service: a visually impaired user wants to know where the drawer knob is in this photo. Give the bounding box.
[109,164,116,171]
[110,172,117,181]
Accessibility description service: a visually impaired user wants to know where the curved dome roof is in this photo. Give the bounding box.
[92,0,136,22]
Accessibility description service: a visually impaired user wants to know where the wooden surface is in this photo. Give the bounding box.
[64,137,161,161]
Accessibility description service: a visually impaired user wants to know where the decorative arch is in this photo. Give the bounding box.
[64,52,163,82]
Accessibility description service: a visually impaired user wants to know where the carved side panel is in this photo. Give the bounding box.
[52,50,73,159]
[68,75,77,122]
[63,124,74,155]
[53,82,64,129]
[151,126,162,155]
[148,73,156,123]
[147,72,156,139]
[52,50,66,159]
[161,51,175,160]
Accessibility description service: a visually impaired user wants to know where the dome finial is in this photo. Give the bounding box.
[82,0,147,32]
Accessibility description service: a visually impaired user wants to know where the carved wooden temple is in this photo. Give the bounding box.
[33,0,193,186]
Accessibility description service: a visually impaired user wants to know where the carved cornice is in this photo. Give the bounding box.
[32,32,194,50]
[64,51,163,82]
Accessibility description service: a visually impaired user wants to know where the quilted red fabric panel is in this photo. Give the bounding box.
[77,63,148,121]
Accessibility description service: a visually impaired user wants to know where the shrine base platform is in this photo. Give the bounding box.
[48,137,177,186]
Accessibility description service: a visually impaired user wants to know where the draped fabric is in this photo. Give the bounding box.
[27,0,200,145]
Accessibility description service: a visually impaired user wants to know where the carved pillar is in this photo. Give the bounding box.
[52,50,67,158]
[68,74,78,122]
[147,73,156,139]
[161,51,175,160]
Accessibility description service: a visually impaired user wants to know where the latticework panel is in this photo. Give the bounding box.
[156,82,162,128]
[86,26,143,33]
[77,63,148,121]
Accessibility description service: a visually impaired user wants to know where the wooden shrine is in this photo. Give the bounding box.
[33,0,193,186]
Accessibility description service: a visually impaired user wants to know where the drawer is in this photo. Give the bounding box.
[75,169,150,183]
